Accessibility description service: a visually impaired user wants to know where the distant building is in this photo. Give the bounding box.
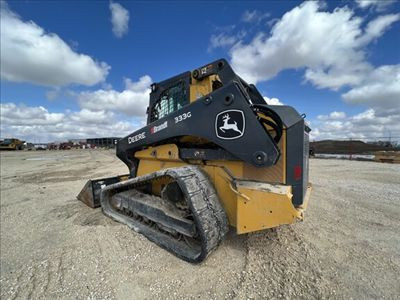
[86,137,120,148]
[69,139,86,144]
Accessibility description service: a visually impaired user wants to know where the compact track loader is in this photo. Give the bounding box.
[78,59,311,263]
[0,138,25,150]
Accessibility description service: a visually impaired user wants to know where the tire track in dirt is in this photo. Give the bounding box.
[233,225,337,299]
[1,250,69,300]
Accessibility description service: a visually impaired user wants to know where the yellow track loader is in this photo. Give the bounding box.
[0,138,24,150]
[78,59,312,263]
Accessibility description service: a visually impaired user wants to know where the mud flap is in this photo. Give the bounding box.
[77,175,129,208]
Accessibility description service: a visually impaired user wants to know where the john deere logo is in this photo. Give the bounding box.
[215,110,245,140]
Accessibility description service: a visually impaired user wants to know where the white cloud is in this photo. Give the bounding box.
[101,82,113,90]
[241,10,271,23]
[358,14,400,45]
[242,10,259,22]
[0,1,110,87]
[263,96,283,105]
[266,18,279,27]
[329,111,346,119]
[0,102,136,142]
[123,76,151,92]
[356,0,396,11]
[342,64,400,111]
[109,1,130,38]
[311,108,400,140]
[69,109,115,124]
[208,30,246,52]
[230,2,399,89]
[78,75,152,117]
[0,103,64,126]
[1,73,151,142]
[317,111,347,120]
[229,1,400,142]
[313,64,400,140]
[209,33,238,51]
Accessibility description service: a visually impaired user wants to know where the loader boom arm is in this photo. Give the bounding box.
[117,81,281,174]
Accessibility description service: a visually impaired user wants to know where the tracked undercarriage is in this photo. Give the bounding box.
[101,166,228,262]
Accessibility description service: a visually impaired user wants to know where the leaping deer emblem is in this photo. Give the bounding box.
[219,114,242,134]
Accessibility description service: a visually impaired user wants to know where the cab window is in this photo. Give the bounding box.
[150,81,187,122]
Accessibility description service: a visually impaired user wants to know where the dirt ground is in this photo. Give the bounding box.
[1,149,399,299]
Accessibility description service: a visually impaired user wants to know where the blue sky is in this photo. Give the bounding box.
[1,0,399,142]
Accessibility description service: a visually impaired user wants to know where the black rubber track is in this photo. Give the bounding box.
[100,166,229,263]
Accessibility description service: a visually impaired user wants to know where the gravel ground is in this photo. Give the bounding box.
[1,149,399,299]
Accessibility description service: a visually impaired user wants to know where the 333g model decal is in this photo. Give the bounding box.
[175,112,192,124]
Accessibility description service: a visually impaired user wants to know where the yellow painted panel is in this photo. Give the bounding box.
[235,182,300,234]
[135,144,180,161]
[296,184,312,219]
[208,166,238,226]
[206,160,244,178]
[189,75,220,102]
